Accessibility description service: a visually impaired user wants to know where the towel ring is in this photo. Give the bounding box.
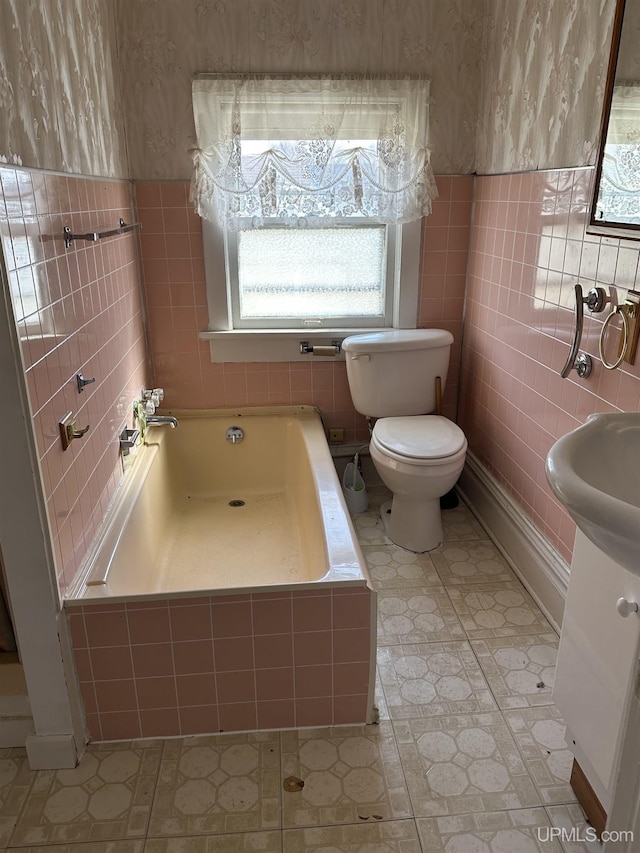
[599,305,630,370]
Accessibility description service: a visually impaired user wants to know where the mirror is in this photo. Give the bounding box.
[591,0,640,232]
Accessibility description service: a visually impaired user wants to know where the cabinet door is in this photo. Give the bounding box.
[553,529,640,810]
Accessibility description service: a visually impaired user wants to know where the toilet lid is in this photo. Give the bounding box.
[373,416,466,459]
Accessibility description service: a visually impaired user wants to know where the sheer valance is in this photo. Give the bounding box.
[190,75,437,230]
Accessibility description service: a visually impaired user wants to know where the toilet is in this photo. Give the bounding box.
[342,329,467,552]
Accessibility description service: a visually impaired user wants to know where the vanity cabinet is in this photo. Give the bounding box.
[553,529,640,819]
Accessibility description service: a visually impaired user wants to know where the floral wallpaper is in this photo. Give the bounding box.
[475,0,616,174]
[617,0,640,81]
[116,0,486,179]
[0,0,128,178]
[0,0,618,181]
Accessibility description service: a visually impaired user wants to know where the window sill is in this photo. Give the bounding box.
[199,327,400,363]
[586,223,640,243]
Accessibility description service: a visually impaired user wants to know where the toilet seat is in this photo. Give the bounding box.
[372,416,467,465]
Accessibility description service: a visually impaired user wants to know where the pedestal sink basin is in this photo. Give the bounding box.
[545,412,640,574]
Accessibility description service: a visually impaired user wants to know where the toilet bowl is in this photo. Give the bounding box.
[370,415,467,551]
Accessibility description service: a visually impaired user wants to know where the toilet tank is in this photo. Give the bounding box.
[342,329,454,417]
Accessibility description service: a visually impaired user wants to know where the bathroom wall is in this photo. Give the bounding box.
[135,175,473,442]
[126,0,617,460]
[460,0,638,567]
[0,168,147,593]
[122,0,480,431]
[0,2,147,596]
[1,0,623,600]
[0,0,128,178]
[0,0,148,756]
[475,0,616,174]
[460,168,640,564]
[116,0,485,179]
[117,0,618,182]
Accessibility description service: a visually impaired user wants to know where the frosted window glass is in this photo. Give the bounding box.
[237,227,386,319]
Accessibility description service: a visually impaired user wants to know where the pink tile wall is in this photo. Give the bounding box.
[135,178,472,439]
[0,168,148,594]
[68,585,373,740]
[460,169,640,563]
[419,176,474,420]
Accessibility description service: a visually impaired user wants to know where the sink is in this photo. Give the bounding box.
[545,412,640,574]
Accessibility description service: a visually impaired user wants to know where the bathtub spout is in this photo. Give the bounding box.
[146,415,178,428]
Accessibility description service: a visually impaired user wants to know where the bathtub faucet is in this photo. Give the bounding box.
[146,415,178,428]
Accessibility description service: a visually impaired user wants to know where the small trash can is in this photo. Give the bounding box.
[342,460,368,513]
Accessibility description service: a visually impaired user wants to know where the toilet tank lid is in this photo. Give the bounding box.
[373,416,466,459]
[342,329,454,353]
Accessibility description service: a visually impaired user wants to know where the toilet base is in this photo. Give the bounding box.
[380,497,444,552]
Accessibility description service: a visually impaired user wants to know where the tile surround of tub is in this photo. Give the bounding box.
[134,176,472,441]
[67,586,374,741]
[460,168,640,563]
[0,167,148,595]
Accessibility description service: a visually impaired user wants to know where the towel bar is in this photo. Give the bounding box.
[63,218,141,249]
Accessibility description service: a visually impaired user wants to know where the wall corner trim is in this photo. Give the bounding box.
[25,733,78,770]
[457,453,570,632]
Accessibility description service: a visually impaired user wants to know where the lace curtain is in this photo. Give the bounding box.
[190,75,437,230]
[598,82,640,223]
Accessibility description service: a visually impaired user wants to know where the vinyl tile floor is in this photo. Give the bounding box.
[0,486,601,853]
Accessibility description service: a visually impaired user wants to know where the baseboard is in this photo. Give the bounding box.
[25,732,78,769]
[457,453,569,632]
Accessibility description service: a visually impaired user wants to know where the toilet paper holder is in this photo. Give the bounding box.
[300,341,342,356]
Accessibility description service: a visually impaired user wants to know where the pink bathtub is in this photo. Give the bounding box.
[64,406,376,741]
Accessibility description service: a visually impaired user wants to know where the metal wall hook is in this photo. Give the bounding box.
[76,372,95,393]
[59,412,90,450]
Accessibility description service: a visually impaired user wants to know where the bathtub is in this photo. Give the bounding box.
[64,406,376,741]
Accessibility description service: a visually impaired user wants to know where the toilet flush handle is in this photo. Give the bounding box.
[350,353,370,362]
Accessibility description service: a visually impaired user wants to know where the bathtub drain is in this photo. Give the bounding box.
[229,500,245,507]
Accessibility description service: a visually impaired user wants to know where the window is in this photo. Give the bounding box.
[593,83,640,226]
[229,223,392,328]
[191,75,435,360]
[590,0,640,236]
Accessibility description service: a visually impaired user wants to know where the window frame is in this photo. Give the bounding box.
[199,216,422,363]
[588,0,640,240]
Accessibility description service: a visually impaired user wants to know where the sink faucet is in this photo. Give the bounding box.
[146,415,178,428]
